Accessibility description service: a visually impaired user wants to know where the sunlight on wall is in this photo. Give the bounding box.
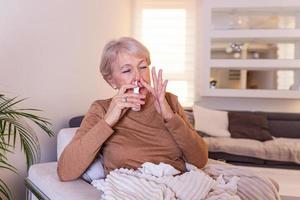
[142,9,186,73]
[167,80,188,104]
[140,9,193,106]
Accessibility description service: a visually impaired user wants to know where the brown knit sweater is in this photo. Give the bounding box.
[57,93,208,181]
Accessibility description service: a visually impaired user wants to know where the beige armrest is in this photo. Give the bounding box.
[57,128,78,160]
[27,162,102,200]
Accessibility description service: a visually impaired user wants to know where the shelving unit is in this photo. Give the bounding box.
[211,29,300,42]
[210,59,300,69]
[201,0,300,98]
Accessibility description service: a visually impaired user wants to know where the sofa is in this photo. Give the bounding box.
[25,128,102,200]
[186,106,300,169]
[24,126,223,200]
[25,108,300,199]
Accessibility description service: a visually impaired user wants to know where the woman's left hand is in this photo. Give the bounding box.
[141,67,174,120]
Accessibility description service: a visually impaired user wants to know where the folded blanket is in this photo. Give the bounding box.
[203,163,281,200]
[92,162,241,200]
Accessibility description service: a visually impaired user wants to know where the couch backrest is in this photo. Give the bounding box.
[57,128,78,160]
[69,109,300,139]
[224,110,300,139]
[69,116,84,128]
[258,112,300,138]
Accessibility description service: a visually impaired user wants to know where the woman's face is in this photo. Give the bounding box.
[107,52,150,95]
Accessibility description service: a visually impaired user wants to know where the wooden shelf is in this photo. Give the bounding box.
[211,29,300,42]
[206,0,300,9]
[210,59,300,69]
[202,88,300,99]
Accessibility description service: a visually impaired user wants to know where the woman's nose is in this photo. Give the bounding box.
[133,68,141,80]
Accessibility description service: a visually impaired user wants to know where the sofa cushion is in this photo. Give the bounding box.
[228,112,273,141]
[264,138,300,164]
[28,162,102,200]
[57,128,78,160]
[57,128,105,183]
[193,105,230,137]
[204,137,300,164]
[69,116,84,128]
[81,156,105,183]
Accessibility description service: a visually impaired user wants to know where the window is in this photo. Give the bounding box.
[277,70,294,90]
[133,0,196,106]
[277,44,295,90]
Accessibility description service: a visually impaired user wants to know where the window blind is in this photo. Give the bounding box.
[132,0,196,106]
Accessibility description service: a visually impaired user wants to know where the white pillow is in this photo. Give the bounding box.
[81,155,105,183]
[193,105,230,137]
[57,128,105,183]
[57,128,78,160]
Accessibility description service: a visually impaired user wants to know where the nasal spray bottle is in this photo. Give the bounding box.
[132,80,141,111]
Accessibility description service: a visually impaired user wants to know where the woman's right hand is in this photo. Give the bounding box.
[104,84,145,127]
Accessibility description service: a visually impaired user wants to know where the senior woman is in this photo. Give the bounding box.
[57,37,208,181]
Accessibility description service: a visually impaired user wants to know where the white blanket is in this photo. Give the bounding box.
[203,163,281,200]
[92,162,241,200]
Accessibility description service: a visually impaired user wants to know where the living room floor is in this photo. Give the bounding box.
[238,165,300,200]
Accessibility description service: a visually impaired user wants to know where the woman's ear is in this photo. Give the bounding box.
[106,75,117,89]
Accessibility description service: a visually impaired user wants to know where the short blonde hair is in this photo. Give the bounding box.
[99,37,151,81]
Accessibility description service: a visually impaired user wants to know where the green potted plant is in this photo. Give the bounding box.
[0,94,53,200]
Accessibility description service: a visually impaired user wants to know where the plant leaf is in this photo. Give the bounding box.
[0,94,53,199]
[0,178,12,200]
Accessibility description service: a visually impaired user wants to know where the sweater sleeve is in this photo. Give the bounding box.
[57,101,114,181]
[164,95,208,169]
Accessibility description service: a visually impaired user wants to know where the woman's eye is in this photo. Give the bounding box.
[140,66,147,69]
[122,69,131,73]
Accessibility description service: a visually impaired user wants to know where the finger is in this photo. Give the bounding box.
[162,80,168,96]
[159,80,168,99]
[117,94,145,104]
[140,78,155,95]
[158,80,168,101]
[118,84,137,95]
[118,102,141,110]
[125,96,145,105]
[151,67,158,93]
[158,69,163,90]
[115,94,145,107]
[122,93,146,99]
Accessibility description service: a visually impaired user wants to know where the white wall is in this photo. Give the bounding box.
[0,0,131,199]
[196,97,300,113]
